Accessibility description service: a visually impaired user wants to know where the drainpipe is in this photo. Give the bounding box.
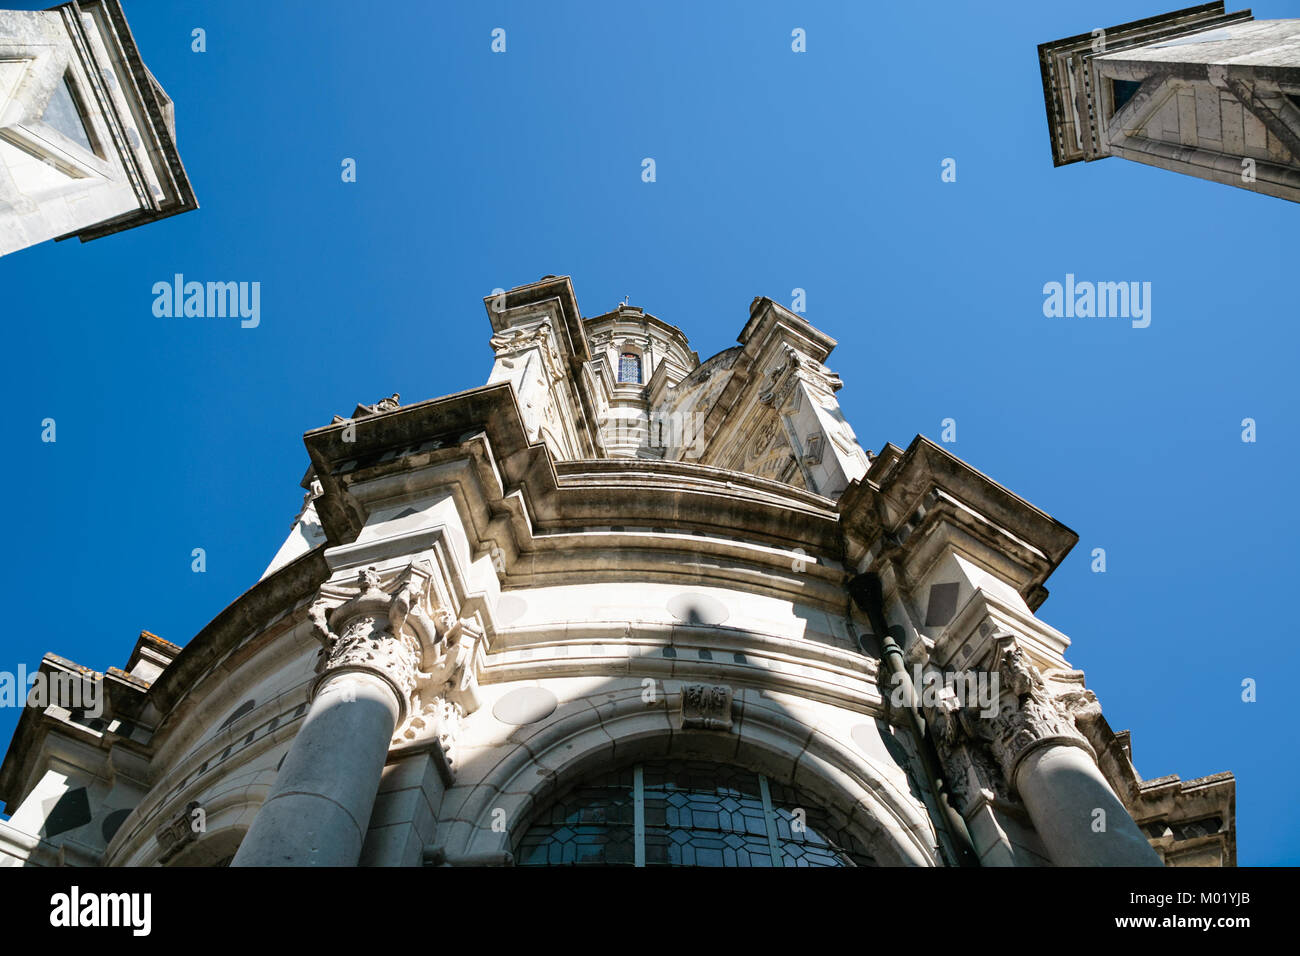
[848,572,979,867]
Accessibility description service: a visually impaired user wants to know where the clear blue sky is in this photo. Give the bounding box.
[2,0,1295,865]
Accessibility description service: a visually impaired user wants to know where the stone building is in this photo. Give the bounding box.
[0,0,196,258]
[1039,2,1300,202]
[0,276,1235,867]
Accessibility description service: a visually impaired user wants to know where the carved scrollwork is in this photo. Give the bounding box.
[322,613,422,704]
[928,700,1010,814]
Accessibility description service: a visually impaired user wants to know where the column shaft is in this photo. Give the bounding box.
[1014,743,1162,867]
[231,672,399,867]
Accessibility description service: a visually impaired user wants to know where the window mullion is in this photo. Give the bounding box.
[633,764,646,867]
[758,774,783,868]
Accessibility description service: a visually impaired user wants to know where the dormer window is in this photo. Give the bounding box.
[618,352,641,384]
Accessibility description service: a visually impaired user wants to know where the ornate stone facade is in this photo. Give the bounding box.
[0,275,1235,867]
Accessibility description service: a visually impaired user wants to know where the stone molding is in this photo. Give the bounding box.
[438,686,940,867]
[0,0,198,252]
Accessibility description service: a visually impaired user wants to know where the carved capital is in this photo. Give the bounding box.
[308,563,486,734]
[925,636,1098,811]
[928,692,1011,815]
[321,611,423,707]
[982,640,1094,787]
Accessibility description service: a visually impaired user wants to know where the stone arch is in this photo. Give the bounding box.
[164,826,247,867]
[438,690,938,866]
[106,762,276,866]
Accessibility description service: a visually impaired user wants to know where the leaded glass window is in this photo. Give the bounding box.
[618,352,641,384]
[516,759,875,867]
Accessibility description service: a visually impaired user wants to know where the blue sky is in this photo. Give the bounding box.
[2,0,1296,864]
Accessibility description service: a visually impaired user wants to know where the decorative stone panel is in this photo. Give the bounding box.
[680,683,733,731]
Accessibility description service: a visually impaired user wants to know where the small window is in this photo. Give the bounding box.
[219,699,256,730]
[41,75,96,154]
[618,353,641,384]
[1110,78,1143,115]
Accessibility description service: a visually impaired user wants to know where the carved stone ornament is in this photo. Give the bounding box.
[928,700,1010,814]
[759,345,842,410]
[747,412,782,462]
[155,801,203,863]
[923,634,1097,809]
[680,683,733,731]
[307,564,486,749]
[982,638,1094,786]
[489,322,566,383]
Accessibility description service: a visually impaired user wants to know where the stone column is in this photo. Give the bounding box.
[232,569,423,867]
[985,642,1162,867]
[230,671,402,866]
[1013,743,1158,867]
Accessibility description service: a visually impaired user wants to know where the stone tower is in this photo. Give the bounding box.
[1039,2,1300,202]
[0,0,196,258]
[0,277,1235,867]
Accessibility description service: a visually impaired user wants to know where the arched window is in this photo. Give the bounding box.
[618,352,641,384]
[515,759,874,867]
